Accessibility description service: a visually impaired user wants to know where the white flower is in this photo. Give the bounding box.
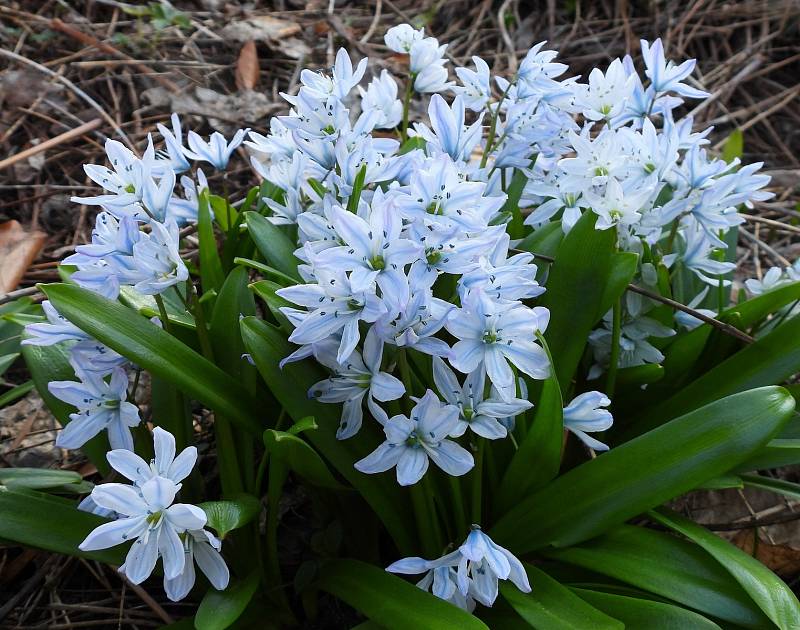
[384,24,424,53]
[355,390,473,485]
[576,58,635,121]
[131,219,190,295]
[300,48,367,100]
[183,129,247,170]
[359,70,403,129]
[79,475,207,585]
[374,289,453,358]
[432,357,531,439]
[641,38,709,99]
[105,426,198,487]
[414,95,483,162]
[164,528,229,602]
[156,113,192,173]
[583,177,655,230]
[563,391,613,451]
[386,526,530,610]
[309,330,405,439]
[453,56,491,112]
[48,365,140,451]
[446,293,550,400]
[745,266,786,295]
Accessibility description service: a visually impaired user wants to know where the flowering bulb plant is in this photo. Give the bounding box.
[4,23,800,629]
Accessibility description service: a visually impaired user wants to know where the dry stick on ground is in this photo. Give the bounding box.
[519,250,756,344]
[0,48,132,149]
[0,118,102,173]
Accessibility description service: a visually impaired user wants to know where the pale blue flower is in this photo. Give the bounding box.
[387,553,475,612]
[432,357,531,439]
[164,528,229,602]
[577,58,635,121]
[359,70,403,129]
[453,56,491,112]
[374,289,453,358]
[355,390,473,485]
[641,38,709,99]
[183,128,247,170]
[563,391,613,451]
[456,526,531,606]
[48,365,140,451]
[384,24,424,53]
[105,426,198,487]
[131,219,189,295]
[79,475,207,585]
[415,95,483,162]
[446,293,550,399]
[156,113,192,173]
[745,266,786,296]
[309,329,405,439]
[300,48,367,100]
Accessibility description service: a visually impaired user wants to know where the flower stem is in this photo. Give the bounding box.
[153,294,171,334]
[471,438,485,524]
[397,348,415,403]
[400,77,414,143]
[605,298,622,397]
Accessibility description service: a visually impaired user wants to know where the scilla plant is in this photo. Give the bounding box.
[3,24,800,629]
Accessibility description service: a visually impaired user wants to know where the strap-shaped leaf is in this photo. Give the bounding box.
[541,211,616,390]
[570,588,722,629]
[0,487,122,564]
[315,559,488,630]
[491,387,795,552]
[501,564,623,629]
[632,314,800,435]
[198,189,225,294]
[240,316,416,555]
[244,211,302,281]
[42,283,262,436]
[264,429,345,489]
[195,571,260,630]
[546,525,770,627]
[0,468,82,490]
[651,508,800,629]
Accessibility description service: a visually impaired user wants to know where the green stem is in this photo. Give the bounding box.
[480,84,512,169]
[606,298,622,397]
[471,438,485,525]
[410,482,438,557]
[664,218,680,254]
[188,284,215,361]
[400,76,414,142]
[154,294,172,334]
[397,348,415,403]
[448,475,467,536]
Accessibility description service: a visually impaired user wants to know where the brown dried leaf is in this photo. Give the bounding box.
[732,529,800,577]
[221,16,310,60]
[235,40,259,91]
[0,220,46,294]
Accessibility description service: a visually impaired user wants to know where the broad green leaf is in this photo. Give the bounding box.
[315,559,488,630]
[42,283,262,436]
[616,363,664,388]
[626,314,800,436]
[195,571,260,630]
[547,525,770,627]
[249,280,293,332]
[597,252,639,321]
[0,352,19,377]
[737,438,800,471]
[491,387,794,552]
[234,257,296,286]
[496,336,563,512]
[21,341,110,473]
[0,468,82,490]
[501,564,623,629]
[119,286,196,330]
[651,508,800,629]
[542,211,616,389]
[200,495,261,539]
[699,474,743,490]
[244,211,302,281]
[0,487,122,564]
[289,416,318,435]
[347,164,368,213]
[722,129,743,164]
[240,317,416,554]
[516,221,564,263]
[198,189,225,293]
[502,168,528,239]
[264,429,345,489]
[0,297,37,356]
[571,588,722,629]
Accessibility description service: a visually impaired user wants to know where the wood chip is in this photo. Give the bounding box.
[0,220,46,294]
[235,40,259,92]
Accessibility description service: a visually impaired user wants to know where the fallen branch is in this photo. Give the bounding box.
[0,119,101,173]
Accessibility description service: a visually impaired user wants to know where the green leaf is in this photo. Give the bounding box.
[736,438,800,471]
[195,571,260,630]
[496,336,563,512]
[516,221,564,263]
[315,559,488,630]
[597,252,639,321]
[651,508,800,629]
[249,280,294,332]
[542,211,616,390]
[21,341,110,473]
[501,564,623,629]
[0,468,82,490]
[0,380,34,407]
[0,487,123,564]
[740,473,800,500]
[347,164,368,213]
[264,429,345,489]
[546,524,770,627]
[244,212,302,281]
[633,314,800,435]
[198,189,226,294]
[240,317,416,554]
[722,129,744,164]
[42,283,262,436]
[288,416,318,435]
[234,257,297,286]
[571,588,722,629]
[491,387,795,552]
[0,352,19,377]
[119,286,196,330]
[200,495,261,539]
[502,168,528,239]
